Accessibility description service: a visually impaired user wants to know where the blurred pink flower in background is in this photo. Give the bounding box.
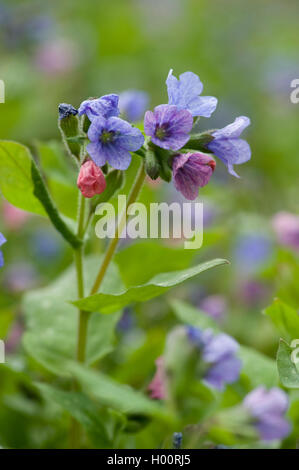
[5,322,24,354]
[148,356,167,400]
[4,263,37,293]
[2,202,30,230]
[239,280,270,307]
[34,38,79,75]
[272,211,299,252]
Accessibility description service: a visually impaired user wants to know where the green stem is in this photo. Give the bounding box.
[70,163,146,447]
[75,193,88,363]
[70,193,86,448]
[90,161,146,295]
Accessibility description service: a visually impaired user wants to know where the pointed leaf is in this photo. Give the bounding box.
[72,259,229,314]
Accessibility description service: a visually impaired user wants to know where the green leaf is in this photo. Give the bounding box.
[35,141,70,176]
[23,257,123,375]
[277,339,299,388]
[171,299,278,388]
[116,242,196,287]
[264,298,299,341]
[47,176,78,220]
[31,158,81,249]
[72,258,229,314]
[36,383,110,446]
[67,361,171,421]
[239,346,278,388]
[35,141,78,220]
[0,140,46,216]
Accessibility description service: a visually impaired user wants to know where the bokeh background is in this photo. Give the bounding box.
[1,0,299,448]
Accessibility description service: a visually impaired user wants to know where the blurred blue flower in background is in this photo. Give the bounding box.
[31,230,62,261]
[187,327,241,390]
[119,90,149,122]
[233,234,273,275]
[243,387,290,441]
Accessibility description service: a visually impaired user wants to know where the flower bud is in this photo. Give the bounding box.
[145,148,160,180]
[58,103,80,159]
[77,160,106,198]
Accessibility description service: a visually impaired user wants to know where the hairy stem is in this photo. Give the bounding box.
[90,161,146,295]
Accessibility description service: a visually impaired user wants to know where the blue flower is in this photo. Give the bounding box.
[187,327,241,390]
[78,94,120,121]
[144,104,193,151]
[243,387,290,441]
[0,232,7,268]
[166,69,217,117]
[87,116,144,170]
[234,234,272,275]
[119,90,149,122]
[207,116,251,177]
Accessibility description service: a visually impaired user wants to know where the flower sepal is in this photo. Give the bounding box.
[148,143,173,182]
[183,132,215,152]
[144,148,161,180]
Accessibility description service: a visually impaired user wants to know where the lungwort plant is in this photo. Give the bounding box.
[1,70,294,450]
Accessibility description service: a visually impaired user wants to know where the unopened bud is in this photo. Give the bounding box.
[58,103,81,159]
[77,160,106,198]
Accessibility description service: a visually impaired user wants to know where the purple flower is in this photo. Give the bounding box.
[172,152,215,200]
[243,387,290,441]
[0,232,6,268]
[272,211,299,252]
[240,281,270,307]
[207,116,251,177]
[144,104,193,151]
[187,327,241,390]
[166,69,217,117]
[199,295,227,322]
[78,94,120,121]
[87,116,144,170]
[119,90,149,122]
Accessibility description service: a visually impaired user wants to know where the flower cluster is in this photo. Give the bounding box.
[63,68,251,200]
[272,211,299,252]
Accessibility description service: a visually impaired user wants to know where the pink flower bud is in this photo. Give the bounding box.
[77,160,106,198]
